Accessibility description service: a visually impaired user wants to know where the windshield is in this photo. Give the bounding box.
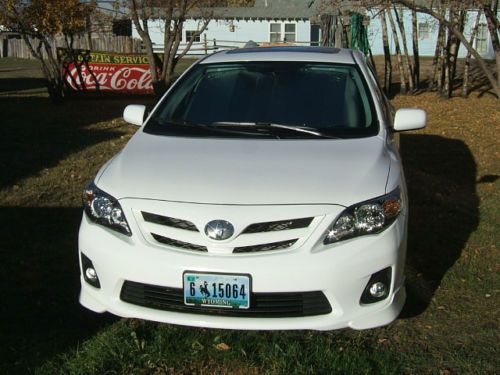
[146,61,378,139]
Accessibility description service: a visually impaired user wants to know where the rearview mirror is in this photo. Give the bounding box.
[393,109,427,132]
[123,104,146,127]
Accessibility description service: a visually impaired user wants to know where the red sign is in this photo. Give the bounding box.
[63,51,154,94]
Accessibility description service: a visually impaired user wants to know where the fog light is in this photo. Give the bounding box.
[369,282,387,298]
[81,253,101,288]
[360,267,391,304]
[85,267,98,282]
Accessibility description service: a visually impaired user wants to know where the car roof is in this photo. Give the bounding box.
[200,46,358,65]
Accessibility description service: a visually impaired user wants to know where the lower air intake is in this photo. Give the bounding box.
[120,281,332,318]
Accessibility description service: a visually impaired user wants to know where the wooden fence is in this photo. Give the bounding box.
[1,35,143,59]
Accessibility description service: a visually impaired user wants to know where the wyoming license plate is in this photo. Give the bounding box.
[183,272,251,309]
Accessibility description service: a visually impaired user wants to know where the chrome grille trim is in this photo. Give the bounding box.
[151,233,207,252]
[142,212,198,232]
[243,217,313,234]
[233,239,298,254]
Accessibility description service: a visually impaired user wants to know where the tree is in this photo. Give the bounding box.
[0,0,95,102]
[380,8,393,93]
[127,0,251,96]
[481,0,499,88]
[411,9,420,87]
[393,5,414,92]
[463,10,483,96]
[392,0,499,99]
[387,7,408,93]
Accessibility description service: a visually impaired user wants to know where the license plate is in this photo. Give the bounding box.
[183,272,251,309]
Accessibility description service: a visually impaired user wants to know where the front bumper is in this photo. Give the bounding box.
[78,202,407,331]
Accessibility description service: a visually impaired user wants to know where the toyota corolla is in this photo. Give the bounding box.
[78,46,426,330]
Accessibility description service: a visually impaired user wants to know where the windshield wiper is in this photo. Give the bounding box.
[149,118,271,137]
[212,122,339,139]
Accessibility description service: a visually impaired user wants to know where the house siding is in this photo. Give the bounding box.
[133,19,313,54]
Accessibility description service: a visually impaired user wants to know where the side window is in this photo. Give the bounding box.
[269,23,296,43]
[476,24,488,53]
[270,23,281,42]
[185,30,201,43]
[284,24,296,42]
[419,22,430,39]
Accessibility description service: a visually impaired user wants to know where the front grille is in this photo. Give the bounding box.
[120,281,332,318]
[233,239,298,254]
[151,233,207,252]
[243,217,313,234]
[142,212,198,232]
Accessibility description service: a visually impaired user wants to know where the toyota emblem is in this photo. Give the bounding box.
[204,220,234,240]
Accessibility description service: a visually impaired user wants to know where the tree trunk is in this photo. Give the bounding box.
[130,0,212,97]
[86,14,93,50]
[442,7,454,98]
[430,19,444,90]
[412,9,420,88]
[483,0,500,89]
[394,6,414,92]
[22,34,63,102]
[380,9,392,94]
[449,8,465,90]
[463,10,483,97]
[387,8,407,94]
[130,0,162,95]
[438,24,447,93]
[62,34,87,92]
[320,14,336,47]
[443,29,451,98]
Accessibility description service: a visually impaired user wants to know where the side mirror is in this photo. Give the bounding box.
[393,108,427,132]
[123,104,146,127]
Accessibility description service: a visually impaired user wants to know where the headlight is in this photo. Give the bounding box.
[324,187,402,244]
[82,182,132,236]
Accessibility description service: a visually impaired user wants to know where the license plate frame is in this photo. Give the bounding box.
[183,271,251,309]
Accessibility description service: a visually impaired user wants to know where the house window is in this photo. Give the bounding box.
[269,23,296,43]
[476,24,488,53]
[185,30,201,43]
[112,19,132,37]
[284,23,296,42]
[418,22,430,39]
[270,23,281,43]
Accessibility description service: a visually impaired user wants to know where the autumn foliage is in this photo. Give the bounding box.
[0,0,95,101]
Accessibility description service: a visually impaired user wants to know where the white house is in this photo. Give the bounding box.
[133,0,322,54]
[132,0,498,60]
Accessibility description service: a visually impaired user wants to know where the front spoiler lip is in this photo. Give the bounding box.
[79,280,405,331]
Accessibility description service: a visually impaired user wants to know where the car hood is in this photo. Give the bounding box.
[97,132,390,206]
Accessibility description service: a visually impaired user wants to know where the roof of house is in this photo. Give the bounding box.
[150,0,341,21]
[214,0,318,20]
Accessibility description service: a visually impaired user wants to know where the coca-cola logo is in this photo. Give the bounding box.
[64,63,154,93]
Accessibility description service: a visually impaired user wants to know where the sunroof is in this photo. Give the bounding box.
[226,46,341,54]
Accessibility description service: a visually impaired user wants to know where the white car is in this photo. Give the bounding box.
[79,47,426,331]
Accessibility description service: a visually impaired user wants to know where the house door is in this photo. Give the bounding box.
[310,25,320,46]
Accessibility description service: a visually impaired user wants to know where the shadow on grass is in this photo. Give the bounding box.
[0,206,118,374]
[0,96,153,190]
[0,77,47,92]
[399,134,479,318]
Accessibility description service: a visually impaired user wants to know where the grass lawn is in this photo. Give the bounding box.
[0,57,498,374]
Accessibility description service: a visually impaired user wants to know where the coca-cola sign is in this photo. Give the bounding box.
[62,51,154,94]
